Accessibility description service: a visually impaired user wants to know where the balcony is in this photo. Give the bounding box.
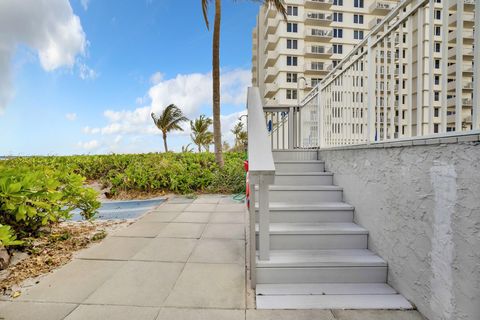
[448,11,475,27]
[264,34,278,53]
[264,82,279,99]
[305,28,333,41]
[305,0,333,9]
[368,17,383,29]
[264,16,279,34]
[264,66,278,82]
[447,46,474,60]
[369,0,396,14]
[305,46,333,57]
[305,12,333,25]
[305,62,330,74]
[448,0,475,9]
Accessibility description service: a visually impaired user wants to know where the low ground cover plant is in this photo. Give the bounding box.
[0,152,245,247]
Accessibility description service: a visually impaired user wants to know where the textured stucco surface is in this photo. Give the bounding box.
[318,142,480,320]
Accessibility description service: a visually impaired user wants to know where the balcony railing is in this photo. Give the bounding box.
[261,0,479,150]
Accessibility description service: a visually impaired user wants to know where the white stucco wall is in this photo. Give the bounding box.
[318,140,480,320]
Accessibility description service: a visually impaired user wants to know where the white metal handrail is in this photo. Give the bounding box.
[294,0,479,149]
[247,87,275,288]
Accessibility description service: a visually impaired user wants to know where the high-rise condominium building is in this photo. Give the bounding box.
[252,0,401,108]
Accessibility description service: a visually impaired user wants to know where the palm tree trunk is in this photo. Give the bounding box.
[198,144,201,153]
[162,132,168,152]
[212,0,224,167]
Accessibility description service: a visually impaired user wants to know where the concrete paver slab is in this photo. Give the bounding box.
[189,239,244,264]
[203,223,245,239]
[156,223,206,239]
[77,237,151,261]
[19,260,124,303]
[64,304,159,320]
[85,261,183,307]
[132,238,198,262]
[164,263,245,309]
[113,222,167,238]
[0,301,77,320]
[219,196,244,204]
[209,212,245,224]
[332,310,425,320]
[140,211,180,223]
[173,211,211,223]
[247,309,336,320]
[154,204,190,212]
[156,308,244,320]
[166,197,195,204]
[192,196,221,204]
[215,204,245,212]
[184,204,217,212]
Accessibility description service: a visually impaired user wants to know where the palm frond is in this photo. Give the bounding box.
[202,0,212,29]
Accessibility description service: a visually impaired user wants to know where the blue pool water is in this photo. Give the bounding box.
[71,197,165,221]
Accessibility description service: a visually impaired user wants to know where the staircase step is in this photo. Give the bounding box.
[274,172,333,185]
[255,223,368,250]
[255,185,343,202]
[256,283,397,295]
[273,150,318,161]
[274,160,325,173]
[256,249,386,268]
[256,293,413,310]
[255,202,354,223]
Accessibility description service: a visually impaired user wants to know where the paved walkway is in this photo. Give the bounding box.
[0,195,424,320]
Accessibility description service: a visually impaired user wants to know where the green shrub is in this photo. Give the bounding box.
[0,224,23,246]
[0,166,100,239]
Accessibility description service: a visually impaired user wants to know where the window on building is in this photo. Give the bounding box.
[286,72,298,83]
[434,59,440,69]
[434,108,440,117]
[332,60,340,67]
[435,10,441,20]
[286,89,298,100]
[333,0,343,5]
[333,12,343,22]
[287,56,298,66]
[333,28,343,38]
[287,5,298,16]
[435,75,440,85]
[311,78,322,86]
[287,39,298,49]
[287,23,298,33]
[354,30,364,40]
[354,0,364,8]
[333,44,343,54]
[434,42,441,53]
[353,14,364,24]
[434,91,440,102]
[435,26,441,36]
[434,123,439,133]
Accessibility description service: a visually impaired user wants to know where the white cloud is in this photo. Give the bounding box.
[78,63,98,80]
[150,72,164,85]
[0,0,87,112]
[77,139,100,150]
[148,68,251,117]
[80,0,90,10]
[84,69,250,139]
[221,110,247,145]
[65,112,77,121]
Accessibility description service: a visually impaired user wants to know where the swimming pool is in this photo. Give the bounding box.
[70,197,165,221]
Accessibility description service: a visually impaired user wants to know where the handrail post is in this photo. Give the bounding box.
[367,36,376,144]
[288,107,294,149]
[258,175,270,261]
[248,181,257,288]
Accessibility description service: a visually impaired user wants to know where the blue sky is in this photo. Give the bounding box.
[0,0,259,155]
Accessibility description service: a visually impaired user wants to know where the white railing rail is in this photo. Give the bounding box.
[295,0,479,148]
[247,87,275,288]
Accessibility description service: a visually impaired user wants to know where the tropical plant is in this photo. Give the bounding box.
[0,225,23,246]
[201,0,286,167]
[151,104,189,152]
[231,121,244,148]
[222,141,231,152]
[181,144,194,153]
[190,115,213,152]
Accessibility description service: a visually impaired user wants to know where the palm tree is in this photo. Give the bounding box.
[201,0,286,167]
[182,144,194,153]
[151,104,188,152]
[231,121,244,148]
[190,115,213,152]
[237,130,248,151]
[222,140,231,152]
[203,131,214,152]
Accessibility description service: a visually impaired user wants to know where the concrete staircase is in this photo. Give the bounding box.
[254,150,412,309]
